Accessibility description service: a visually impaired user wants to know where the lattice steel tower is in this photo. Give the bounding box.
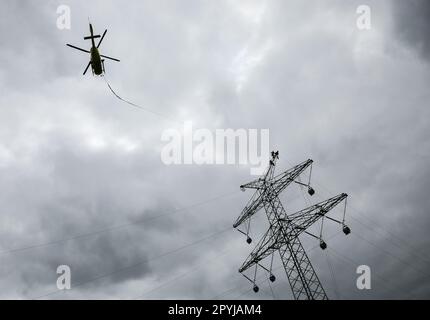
[234,151,350,300]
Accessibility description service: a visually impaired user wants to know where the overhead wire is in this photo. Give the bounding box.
[325,250,340,299]
[309,188,430,280]
[0,190,240,256]
[327,246,410,299]
[267,276,277,300]
[348,213,430,264]
[350,231,430,277]
[305,176,430,270]
[313,179,430,262]
[32,226,233,300]
[301,177,430,299]
[131,246,233,300]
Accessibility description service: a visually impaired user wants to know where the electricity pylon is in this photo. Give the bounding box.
[234,151,350,300]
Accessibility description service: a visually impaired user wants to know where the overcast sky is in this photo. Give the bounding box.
[0,0,429,300]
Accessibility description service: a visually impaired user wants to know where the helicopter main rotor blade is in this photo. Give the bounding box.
[83,61,91,75]
[100,54,120,62]
[66,44,90,54]
[97,29,107,48]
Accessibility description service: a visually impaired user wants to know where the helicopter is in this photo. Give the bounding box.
[66,23,120,75]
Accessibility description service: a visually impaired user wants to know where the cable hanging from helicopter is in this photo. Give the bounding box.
[66,22,176,122]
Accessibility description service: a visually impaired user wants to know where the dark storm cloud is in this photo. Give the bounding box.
[391,0,430,61]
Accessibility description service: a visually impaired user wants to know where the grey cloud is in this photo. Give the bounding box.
[391,0,430,61]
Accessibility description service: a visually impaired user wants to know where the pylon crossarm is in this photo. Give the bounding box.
[283,193,348,232]
[233,191,265,228]
[240,178,264,191]
[271,159,313,195]
[238,226,280,273]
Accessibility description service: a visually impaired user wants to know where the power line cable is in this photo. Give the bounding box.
[325,250,340,299]
[131,247,233,300]
[31,226,233,300]
[327,246,409,299]
[310,190,430,277]
[308,181,430,270]
[267,276,277,300]
[350,232,430,277]
[313,180,430,262]
[0,190,239,256]
[348,214,430,264]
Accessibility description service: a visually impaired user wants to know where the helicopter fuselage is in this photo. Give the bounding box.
[90,46,103,75]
